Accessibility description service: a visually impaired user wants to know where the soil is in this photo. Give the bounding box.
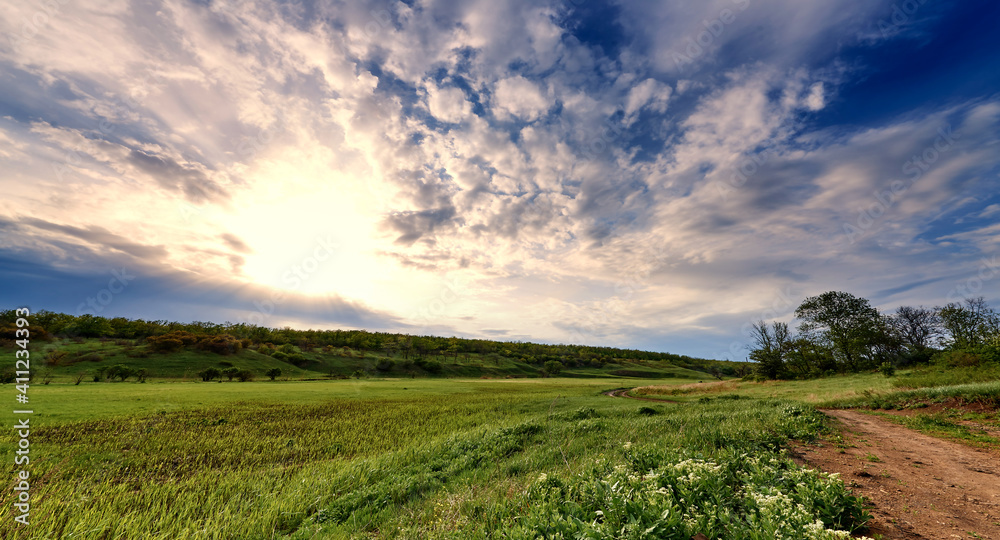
[791,409,1000,539]
[602,388,679,402]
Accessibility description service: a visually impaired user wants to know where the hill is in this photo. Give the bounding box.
[1,310,742,382]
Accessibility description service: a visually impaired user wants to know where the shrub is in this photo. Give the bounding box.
[543,360,563,376]
[196,334,243,355]
[222,367,241,381]
[198,367,221,382]
[271,351,290,362]
[106,364,134,382]
[878,362,896,377]
[375,358,395,372]
[236,369,255,382]
[149,337,184,353]
[287,353,309,367]
[257,343,277,356]
[266,368,282,381]
[936,349,982,367]
[45,350,69,366]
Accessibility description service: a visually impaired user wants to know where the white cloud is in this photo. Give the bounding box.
[425,84,472,124]
[0,0,998,358]
[492,76,549,122]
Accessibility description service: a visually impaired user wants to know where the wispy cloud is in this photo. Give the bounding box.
[1,0,999,358]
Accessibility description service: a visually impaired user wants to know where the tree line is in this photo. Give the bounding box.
[0,310,738,376]
[748,291,1000,379]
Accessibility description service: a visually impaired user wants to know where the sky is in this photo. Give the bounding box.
[1,0,999,361]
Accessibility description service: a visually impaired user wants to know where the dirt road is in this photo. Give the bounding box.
[793,409,1000,539]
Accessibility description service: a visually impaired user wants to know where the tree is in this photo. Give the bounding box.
[938,297,999,349]
[747,321,791,379]
[891,306,942,352]
[106,364,134,382]
[222,367,241,381]
[198,367,221,382]
[543,360,563,377]
[266,368,282,381]
[795,291,894,372]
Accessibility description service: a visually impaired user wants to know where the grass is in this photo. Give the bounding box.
[0,378,870,539]
[867,411,1000,448]
[821,381,1000,410]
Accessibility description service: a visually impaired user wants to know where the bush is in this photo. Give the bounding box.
[257,343,276,356]
[271,351,290,362]
[266,368,282,381]
[375,358,395,372]
[878,362,896,377]
[196,334,243,355]
[936,349,982,367]
[106,364,134,382]
[45,350,69,366]
[198,367,221,382]
[222,367,241,381]
[543,360,563,376]
[236,369,255,382]
[287,353,309,367]
[149,337,184,353]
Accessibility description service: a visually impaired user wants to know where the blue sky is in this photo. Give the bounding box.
[1,0,999,360]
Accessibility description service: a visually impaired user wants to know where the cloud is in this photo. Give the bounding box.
[425,83,472,124]
[0,0,998,359]
[492,76,550,121]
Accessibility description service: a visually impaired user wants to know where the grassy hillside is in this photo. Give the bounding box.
[23,336,724,383]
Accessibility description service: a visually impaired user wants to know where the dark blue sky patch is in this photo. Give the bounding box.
[559,0,628,60]
[810,1,1000,130]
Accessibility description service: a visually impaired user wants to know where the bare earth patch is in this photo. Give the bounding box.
[791,409,1000,539]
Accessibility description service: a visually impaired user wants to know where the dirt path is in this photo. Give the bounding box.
[602,388,678,402]
[792,409,1000,539]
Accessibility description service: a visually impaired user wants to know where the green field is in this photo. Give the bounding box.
[1,377,871,539]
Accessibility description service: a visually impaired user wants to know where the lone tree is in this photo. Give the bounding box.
[266,368,282,381]
[795,291,897,372]
[747,321,791,379]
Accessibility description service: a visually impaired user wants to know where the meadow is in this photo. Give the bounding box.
[1,377,869,539]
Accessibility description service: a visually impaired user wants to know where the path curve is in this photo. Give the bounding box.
[603,387,679,403]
